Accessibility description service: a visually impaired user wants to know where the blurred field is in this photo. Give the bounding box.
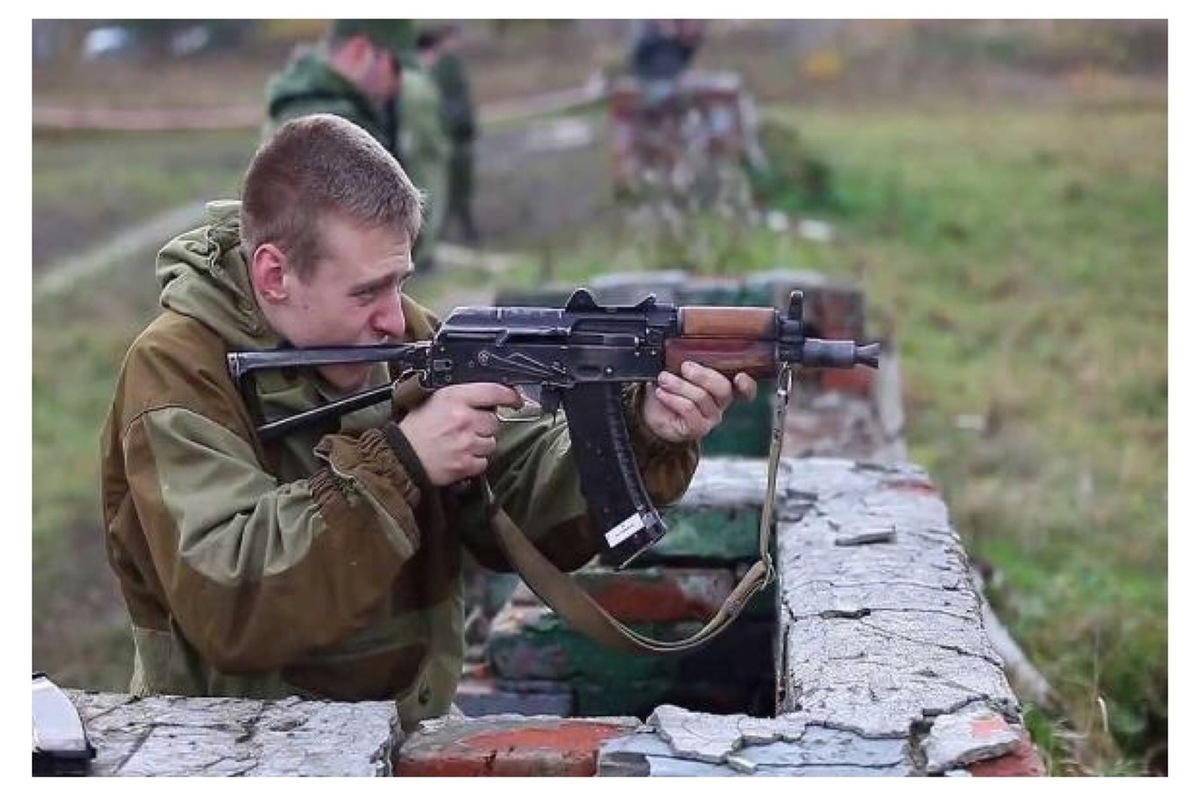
[31,19,1167,775]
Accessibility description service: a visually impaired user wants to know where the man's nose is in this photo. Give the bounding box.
[373,292,407,339]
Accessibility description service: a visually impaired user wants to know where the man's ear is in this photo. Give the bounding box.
[249,243,289,304]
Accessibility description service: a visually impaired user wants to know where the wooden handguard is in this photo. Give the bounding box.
[664,339,777,378]
[668,306,780,378]
[677,306,777,339]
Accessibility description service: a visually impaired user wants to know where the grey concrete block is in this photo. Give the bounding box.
[65,691,400,776]
[776,458,1020,745]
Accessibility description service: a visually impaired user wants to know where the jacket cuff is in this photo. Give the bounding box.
[384,422,434,503]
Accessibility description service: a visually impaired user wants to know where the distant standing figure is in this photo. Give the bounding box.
[263,20,410,171]
[419,24,479,244]
[629,19,705,109]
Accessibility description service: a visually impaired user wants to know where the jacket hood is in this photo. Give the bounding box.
[156,200,281,352]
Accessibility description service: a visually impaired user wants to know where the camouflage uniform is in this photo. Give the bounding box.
[100,201,698,732]
[263,44,393,145]
[396,65,450,266]
[430,47,478,241]
[262,21,449,272]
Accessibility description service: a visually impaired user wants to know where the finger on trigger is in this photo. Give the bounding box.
[515,387,543,412]
[464,383,524,411]
[507,386,525,410]
[489,384,524,411]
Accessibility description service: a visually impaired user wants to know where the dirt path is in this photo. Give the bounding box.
[34,88,607,300]
[32,77,603,132]
[34,202,209,299]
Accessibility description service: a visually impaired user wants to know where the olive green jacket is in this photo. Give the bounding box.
[100,201,697,731]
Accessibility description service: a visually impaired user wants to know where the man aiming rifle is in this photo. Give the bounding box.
[100,114,762,732]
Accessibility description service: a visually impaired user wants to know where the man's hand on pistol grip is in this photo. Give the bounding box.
[397,383,525,486]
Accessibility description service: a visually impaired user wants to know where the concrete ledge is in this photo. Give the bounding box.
[777,460,1020,741]
[61,691,401,776]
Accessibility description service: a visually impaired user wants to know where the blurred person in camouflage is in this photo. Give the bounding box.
[100,113,754,733]
[624,19,708,180]
[263,19,449,273]
[418,23,479,245]
[629,19,705,110]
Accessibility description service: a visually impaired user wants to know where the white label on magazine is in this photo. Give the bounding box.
[604,513,644,548]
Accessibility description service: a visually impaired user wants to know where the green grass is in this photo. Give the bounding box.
[32,125,251,560]
[789,106,1167,772]
[32,129,256,269]
[33,260,160,544]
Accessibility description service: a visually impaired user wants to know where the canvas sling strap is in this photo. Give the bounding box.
[484,366,793,655]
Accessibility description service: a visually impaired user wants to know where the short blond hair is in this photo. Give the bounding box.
[240,113,424,280]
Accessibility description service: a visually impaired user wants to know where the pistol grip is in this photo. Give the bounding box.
[561,384,666,568]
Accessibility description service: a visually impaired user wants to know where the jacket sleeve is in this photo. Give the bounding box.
[121,397,426,675]
[462,383,699,572]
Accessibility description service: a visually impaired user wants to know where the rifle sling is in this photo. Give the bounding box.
[484,366,792,655]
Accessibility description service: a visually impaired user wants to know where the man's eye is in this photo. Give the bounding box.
[355,278,404,302]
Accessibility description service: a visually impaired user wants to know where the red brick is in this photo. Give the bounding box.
[966,733,1047,777]
[396,718,639,777]
[884,478,940,495]
[819,366,875,397]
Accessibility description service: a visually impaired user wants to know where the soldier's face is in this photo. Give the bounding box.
[275,216,413,392]
[362,46,400,99]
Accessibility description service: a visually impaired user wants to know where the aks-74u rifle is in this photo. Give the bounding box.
[228,288,878,653]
